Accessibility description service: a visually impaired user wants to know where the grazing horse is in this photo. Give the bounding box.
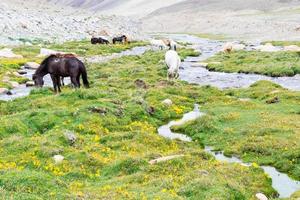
[91,37,109,45]
[32,54,89,93]
[112,35,128,44]
[165,50,181,80]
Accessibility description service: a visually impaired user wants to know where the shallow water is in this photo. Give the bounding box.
[157,104,203,142]
[205,147,300,198]
[158,106,300,198]
[167,34,300,91]
[0,46,150,101]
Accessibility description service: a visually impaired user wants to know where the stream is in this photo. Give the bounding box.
[157,104,300,198]
[167,34,300,91]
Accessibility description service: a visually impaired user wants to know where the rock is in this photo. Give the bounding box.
[134,79,147,89]
[24,62,40,69]
[255,193,268,200]
[256,43,279,52]
[89,107,107,115]
[284,45,300,52]
[26,81,35,87]
[0,48,23,58]
[149,154,184,165]
[53,155,64,164]
[0,88,8,94]
[17,70,27,75]
[146,106,155,115]
[13,72,23,77]
[6,90,13,95]
[266,97,280,104]
[162,99,173,106]
[64,131,77,146]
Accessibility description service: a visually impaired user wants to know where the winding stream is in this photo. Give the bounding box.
[167,34,300,91]
[157,105,300,198]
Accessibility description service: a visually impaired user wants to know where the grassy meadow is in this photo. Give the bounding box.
[0,41,299,199]
[205,50,300,77]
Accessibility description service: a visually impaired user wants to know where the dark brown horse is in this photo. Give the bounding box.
[112,35,128,44]
[33,54,89,93]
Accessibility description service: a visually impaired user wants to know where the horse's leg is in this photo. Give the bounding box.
[50,74,58,93]
[56,75,61,93]
[76,75,81,88]
[71,76,79,88]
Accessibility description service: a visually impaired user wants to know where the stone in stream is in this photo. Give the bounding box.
[17,70,28,75]
[26,81,35,87]
[13,72,23,77]
[0,88,9,94]
[255,193,268,200]
[24,62,40,70]
[198,62,209,67]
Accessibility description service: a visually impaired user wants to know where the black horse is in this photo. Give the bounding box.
[91,37,109,45]
[32,54,89,93]
[112,35,128,44]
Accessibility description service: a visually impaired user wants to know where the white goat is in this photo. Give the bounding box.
[165,50,181,80]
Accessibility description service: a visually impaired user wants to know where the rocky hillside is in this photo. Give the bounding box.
[0,0,143,45]
[45,0,300,40]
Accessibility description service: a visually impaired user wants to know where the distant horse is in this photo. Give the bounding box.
[165,50,181,80]
[32,54,89,93]
[91,37,109,45]
[113,35,128,44]
[163,39,177,51]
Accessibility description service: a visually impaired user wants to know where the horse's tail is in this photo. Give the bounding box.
[80,63,89,88]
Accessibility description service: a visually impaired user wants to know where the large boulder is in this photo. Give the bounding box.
[24,62,40,69]
[284,45,300,52]
[0,48,23,58]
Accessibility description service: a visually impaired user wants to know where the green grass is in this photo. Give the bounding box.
[172,80,300,180]
[264,41,300,47]
[205,50,300,77]
[0,41,147,89]
[0,48,279,199]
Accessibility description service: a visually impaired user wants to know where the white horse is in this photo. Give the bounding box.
[150,39,167,50]
[165,50,181,80]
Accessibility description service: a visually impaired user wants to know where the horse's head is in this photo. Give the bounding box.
[32,74,44,87]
